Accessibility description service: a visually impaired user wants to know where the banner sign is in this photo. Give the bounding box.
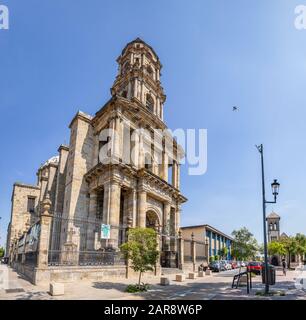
[101,224,111,239]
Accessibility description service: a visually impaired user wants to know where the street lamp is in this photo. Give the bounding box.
[271,179,280,200]
[256,144,280,295]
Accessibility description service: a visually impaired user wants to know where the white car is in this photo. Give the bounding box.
[220,260,232,270]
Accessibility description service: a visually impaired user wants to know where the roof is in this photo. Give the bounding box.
[280,232,289,238]
[40,155,59,169]
[121,37,159,61]
[180,224,234,241]
[266,211,280,219]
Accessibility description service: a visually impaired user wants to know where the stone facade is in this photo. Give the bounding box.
[7,38,187,274]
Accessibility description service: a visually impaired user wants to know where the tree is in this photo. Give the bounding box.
[219,247,228,260]
[0,247,5,258]
[280,236,298,268]
[120,227,159,289]
[267,241,286,257]
[295,233,306,262]
[231,227,259,261]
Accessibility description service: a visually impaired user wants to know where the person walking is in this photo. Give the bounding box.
[282,258,287,276]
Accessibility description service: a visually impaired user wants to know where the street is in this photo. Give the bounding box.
[0,265,305,300]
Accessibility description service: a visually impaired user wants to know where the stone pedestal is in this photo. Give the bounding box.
[60,242,78,265]
[160,277,170,286]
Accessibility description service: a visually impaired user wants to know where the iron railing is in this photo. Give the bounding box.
[48,250,126,267]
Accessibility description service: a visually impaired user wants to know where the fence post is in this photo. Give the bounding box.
[37,195,53,269]
[177,230,184,270]
[191,232,196,272]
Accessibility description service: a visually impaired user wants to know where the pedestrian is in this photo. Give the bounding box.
[282,258,287,276]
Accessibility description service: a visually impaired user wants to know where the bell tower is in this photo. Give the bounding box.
[266,212,280,242]
[111,38,166,121]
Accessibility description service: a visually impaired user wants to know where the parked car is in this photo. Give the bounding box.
[247,261,262,275]
[209,261,225,272]
[230,261,238,269]
[240,261,247,267]
[220,260,232,270]
[1,257,8,264]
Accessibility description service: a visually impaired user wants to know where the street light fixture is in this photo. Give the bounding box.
[256,144,280,295]
[271,179,280,199]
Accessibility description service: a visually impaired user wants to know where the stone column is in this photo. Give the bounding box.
[163,202,171,251]
[88,191,98,250]
[109,181,121,250]
[191,232,196,272]
[37,195,53,269]
[172,161,178,188]
[162,152,168,182]
[177,230,184,270]
[131,189,137,228]
[137,190,147,227]
[113,116,122,160]
[177,164,180,190]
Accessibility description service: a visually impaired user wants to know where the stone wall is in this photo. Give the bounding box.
[7,184,40,252]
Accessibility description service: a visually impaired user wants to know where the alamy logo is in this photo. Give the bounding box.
[295,5,306,30]
[0,4,9,30]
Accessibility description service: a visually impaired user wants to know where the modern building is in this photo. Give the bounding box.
[180,224,233,261]
[6,38,188,282]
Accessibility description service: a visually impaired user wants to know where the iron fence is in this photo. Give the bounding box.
[48,250,126,266]
[25,251,38,266]
[183,239,192,262]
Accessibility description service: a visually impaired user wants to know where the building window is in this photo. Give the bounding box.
[144,153,152,172]
[96,190,104,220]
[146,94,154,112]
[146,65,154,79]
[27,197,36,214]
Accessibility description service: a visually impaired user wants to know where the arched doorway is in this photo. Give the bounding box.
[146,210,160,231]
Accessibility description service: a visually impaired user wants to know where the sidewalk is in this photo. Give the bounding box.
[0,265,305,300]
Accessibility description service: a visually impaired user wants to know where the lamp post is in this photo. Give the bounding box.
[256,144,280,295]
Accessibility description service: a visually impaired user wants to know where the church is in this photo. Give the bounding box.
[6,39,189,282]
[267,211,299,267]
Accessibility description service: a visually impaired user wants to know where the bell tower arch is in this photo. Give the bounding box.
[111,38,166,120]
[266,211,281,242]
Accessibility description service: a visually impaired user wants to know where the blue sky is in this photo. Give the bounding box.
[1,0,306,248]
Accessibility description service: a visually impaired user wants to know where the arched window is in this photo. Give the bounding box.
[146,94,154,112]
[121,90,127,98]
[269,223,273,231]
[122,61,130,74]
[274,223,277,231]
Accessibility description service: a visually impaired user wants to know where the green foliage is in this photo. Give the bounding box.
[209,256,215,262]
[120,227,159,286]
[295,233,306,258]
[267,241,286,256]
[219,247,228,259]
[214,255,219,261]
[0,247,5,258]
[125,283,150,293]
[231,227,259,261]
